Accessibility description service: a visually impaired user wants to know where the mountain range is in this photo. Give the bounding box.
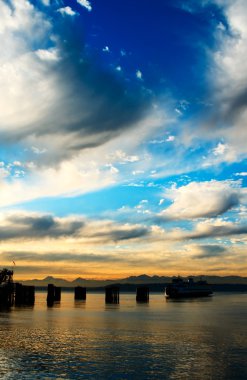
[20,274,247,287]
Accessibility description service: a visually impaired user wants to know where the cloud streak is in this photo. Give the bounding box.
[0,213,84,240]
[193,245,228,259]
[0,212,150,242]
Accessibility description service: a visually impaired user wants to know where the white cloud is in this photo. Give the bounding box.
[0,106,164,207]
[175,108,182,116]
[41,0,50,5]
[57,7,78,17]
[0,159,117,208]
[102,46,110,52]
[116,66,122,71]
[161,180,242,220]
[207,0,247,156]
[77,0,92,12]
[216,21,226,31]
[36,48,59,61]
[132,170,144,175]
[166,135,175,142]
[31,146,47,155]
[235,172,247,177]
[13,161,22,167]
[213,142,227,156]
[107,150,139,164]
[0,167,10,178]
[136,70,143,80]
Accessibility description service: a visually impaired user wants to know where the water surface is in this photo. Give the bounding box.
[0,292,246,379]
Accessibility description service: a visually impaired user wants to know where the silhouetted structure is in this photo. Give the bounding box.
[165,276,213,298]
[47,284,61,306]
[74,286,87,300]
[136,286,149,302]
[15,283,35,306]
[105,286,119,303]
[0,268,14,307]
[54,286,61,301]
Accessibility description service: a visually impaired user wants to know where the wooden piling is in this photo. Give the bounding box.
[74,286,86,300]
[0,283,14,307]
[15,283,35,306]
[54,286,61,302]
[105,286,120,304]
[47,284,61,306]
[47,283,55,306]
[136,286,149,302]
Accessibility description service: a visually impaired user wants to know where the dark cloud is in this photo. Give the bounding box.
[1,251,122,263]
[0,214,84,240]
[224,87,247,124]
[88,225,150,241]
[206,86,247,133]
[194,245,227,259]
[0,213,149,242]
[188,224,247,240]
[1,250,158,266]
[204,193,240,218]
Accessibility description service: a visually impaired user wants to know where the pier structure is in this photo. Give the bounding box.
[15,283,35,306]
[105,285,120,304]
[74,286,87,300]
[0,268,14,307]
[136,286,149,303]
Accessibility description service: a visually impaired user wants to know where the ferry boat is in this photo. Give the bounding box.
[165,277,213,298]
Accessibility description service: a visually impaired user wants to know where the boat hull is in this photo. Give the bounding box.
[165,289,213,298]
[165,283,213,298]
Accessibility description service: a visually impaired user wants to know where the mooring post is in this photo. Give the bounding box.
[25,286,35,305]
[15,283,23,306]
[47,283,55,306]
[74,286,87,300]
[54,286,61,302]
[0,283,14,307]
[105,286,120,304]
[15,284,35,306]
[136,286,149,303]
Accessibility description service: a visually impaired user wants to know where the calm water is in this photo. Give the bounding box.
[0,291,246,379]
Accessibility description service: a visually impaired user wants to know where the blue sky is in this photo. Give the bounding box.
[0,0,247,279]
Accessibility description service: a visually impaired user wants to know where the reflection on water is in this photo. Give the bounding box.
[0,292,246,379]
[74,300,86,309]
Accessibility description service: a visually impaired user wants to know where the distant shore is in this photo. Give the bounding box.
[33,283,247,293]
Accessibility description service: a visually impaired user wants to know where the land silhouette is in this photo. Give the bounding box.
[20,274,247,292]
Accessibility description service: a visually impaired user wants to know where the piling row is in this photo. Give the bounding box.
[0,283,151,307]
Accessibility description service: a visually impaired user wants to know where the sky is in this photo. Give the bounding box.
[0,0,247,280]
